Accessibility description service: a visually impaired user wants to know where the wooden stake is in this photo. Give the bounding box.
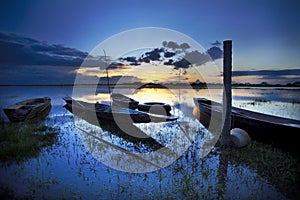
[221,40,232,146]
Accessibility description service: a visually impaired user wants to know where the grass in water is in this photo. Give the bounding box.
[218,141,300,199]
[0,120,58,162]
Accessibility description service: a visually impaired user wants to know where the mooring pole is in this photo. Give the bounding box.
[221,40,232,146]
[103,50,112,106]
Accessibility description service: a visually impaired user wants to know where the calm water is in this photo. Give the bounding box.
[1,86,299,121]
[0,86,299,199]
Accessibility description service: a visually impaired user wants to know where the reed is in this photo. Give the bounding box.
[0,120,58,161]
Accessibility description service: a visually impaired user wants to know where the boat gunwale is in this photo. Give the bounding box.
[193,98,300,127]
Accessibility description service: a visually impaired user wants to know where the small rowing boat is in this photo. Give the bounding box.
[193,98,300,153]
[3,97,51,122]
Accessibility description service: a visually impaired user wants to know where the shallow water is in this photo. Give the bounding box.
[0,86,298,199]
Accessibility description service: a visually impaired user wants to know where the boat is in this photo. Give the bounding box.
[111,93,139,110]
[193,98,300,153]
[138,102,172,116]
[3,97,51,122]
[63,96,177,124]
[111,93,172,116]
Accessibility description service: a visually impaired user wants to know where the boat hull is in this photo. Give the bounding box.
[3,97,51,122]
[193,98,300,153]
[63,97,177,124]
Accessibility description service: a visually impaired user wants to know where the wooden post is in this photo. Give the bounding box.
[221,40,232,146]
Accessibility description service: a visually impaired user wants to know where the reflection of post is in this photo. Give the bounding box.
[216,151,229,198]
[221,40,232,145]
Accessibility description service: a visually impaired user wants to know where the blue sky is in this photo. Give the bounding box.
[0,0,300,84]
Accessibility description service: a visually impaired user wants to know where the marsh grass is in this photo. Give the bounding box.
[0,120,58,162]
[219,141,300,199]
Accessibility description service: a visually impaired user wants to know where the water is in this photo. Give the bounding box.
[0,85,299,199]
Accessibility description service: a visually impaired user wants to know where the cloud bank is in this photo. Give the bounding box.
[0,32,88,66]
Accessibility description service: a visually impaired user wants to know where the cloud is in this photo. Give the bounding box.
[207,46,223,60]
[162,41,191,51]
[211,40,221,46]
[173,58,191,69]
[107,62,131,70]
[0,65,77,85]
[231,69,300,84]
[183,51,210,66]
[0,32,88,66]
[232,69,300,78]
[118,42,222,70]
[98,75,142,85]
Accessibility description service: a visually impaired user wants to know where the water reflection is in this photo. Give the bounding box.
[71,87,300,172]
[0,86,296,198]
[69,85,222,172]
[73,106,211,172]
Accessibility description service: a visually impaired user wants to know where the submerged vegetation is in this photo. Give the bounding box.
[0,114,299,199]
[0,120,59,161]
[0,86,299,199]
[218,141,300,199]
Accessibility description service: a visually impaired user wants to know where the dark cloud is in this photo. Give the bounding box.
[164,51,176,58]
[232,69,300,77]
[120,56,138,63]
[162,41,180,49]
[184,51,210,65]
[117,42,223,70]
[0,65,77,85]
[0,32,88,66]
[162,41,191,51]
[163,59,174,65]
[180,43,190,50]
[144,48,163,61]
[211,40,221,46]
[173,58,191,69]
[207,46,223,60]
[98,75,142,85]
[231,69,300,84]
[107,62,131,70]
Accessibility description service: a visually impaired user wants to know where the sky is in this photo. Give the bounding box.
[0,0,300,85]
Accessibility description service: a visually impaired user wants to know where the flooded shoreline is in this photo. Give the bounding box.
[0,86,299,199]
[1,85,299,121]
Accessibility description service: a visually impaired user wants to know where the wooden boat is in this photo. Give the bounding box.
[111,93,139,110]
[63,96,177,124]
[3,97,51,122]
[193,98,300,153]
[138,102,172,116]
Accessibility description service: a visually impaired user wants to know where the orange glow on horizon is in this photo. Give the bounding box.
[72,63,222,84]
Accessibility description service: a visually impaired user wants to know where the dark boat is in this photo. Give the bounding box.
[63,96,177,124]
[111,93,139,110]
[138,102,172,116]
[3,97,51,122]
[193,98,300,153]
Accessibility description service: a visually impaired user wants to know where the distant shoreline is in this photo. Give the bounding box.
[0,83,300,89]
